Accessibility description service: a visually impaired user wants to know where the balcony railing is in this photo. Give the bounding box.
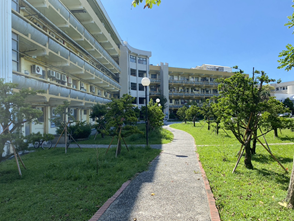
[169,92,219,97]
[169,80,219,86]
[150,79,161,83]
[150,91,161,95]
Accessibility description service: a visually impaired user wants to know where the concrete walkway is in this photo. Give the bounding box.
[91,126,214,221]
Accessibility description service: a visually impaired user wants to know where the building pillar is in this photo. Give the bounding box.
[0,1,12,82]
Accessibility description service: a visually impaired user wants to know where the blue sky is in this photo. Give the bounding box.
[101,0,294,82]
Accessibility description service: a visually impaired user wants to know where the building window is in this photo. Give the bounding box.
[11,0,19,12]
[131,83,137,90]
[131,69,136,76]
[139,84,144,91]
[130,55,136,63]
[138,70,146,77]
[138,57,147,64]
[170,99,173,103]
[151,74,157,79]
[139,97,145,104]
[276,87,279,91]
[150,85,157,92]
[12,32,19,72]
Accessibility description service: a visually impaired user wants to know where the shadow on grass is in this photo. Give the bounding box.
[254,168,290,190]
[277,136,294,142]
[252,153,293,164]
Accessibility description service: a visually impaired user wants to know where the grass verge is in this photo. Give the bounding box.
[78,124,173,145]
[170,122,294,220]
[0,147,161,220]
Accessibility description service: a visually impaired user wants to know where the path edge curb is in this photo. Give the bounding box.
[89,180,131,221]
[196,151,221,221]
[88,153,161,221]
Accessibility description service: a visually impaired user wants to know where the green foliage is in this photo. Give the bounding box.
[177,106,188,122]
[26,132,55,143]
[0,79,44,158]
[68,121,92,139]
[0,147,161,220]
[147,99,165,130]
[50,101,74,134]
[90,103,107,137]
[186,105,200,126]
[216,69,286,168]
[283,98,294,111]
[170,123,294,220]
[132,0,161,8]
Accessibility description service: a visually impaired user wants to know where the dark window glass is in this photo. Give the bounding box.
[151,74,157,79]
[130,69,136,76]
[138,70,145,77]
[130,55,136,63]
[139,84,144,91]
[139,97,145,104]
[138,57,147,64]
[170,99,173,103]
[131,83,137,90]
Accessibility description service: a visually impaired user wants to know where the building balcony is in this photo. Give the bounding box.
[150,91,161,96]
[12,73,111,104]
[169,80,219,86]
[12,12,120,91]
[150,78,161,83]
[23,0,120,73]
[169,92,219,97]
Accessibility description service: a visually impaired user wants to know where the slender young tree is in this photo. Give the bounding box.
[186,105,200,127]
[104,94,141,156]
[177,106,188,123]
[0,79,43,161]
[90,103,107,138]
[216,68,286,169]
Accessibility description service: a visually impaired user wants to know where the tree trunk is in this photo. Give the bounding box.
[251,130,257,155]
[207,121,210,130]
[244,139,253,169]
[115,138,121,157]
[286,157,294,208]
[216,122,219,135]
[185,119,187,124]
[274,127,278,137]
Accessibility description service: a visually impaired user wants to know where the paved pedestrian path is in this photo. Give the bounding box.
[92,126,213,221]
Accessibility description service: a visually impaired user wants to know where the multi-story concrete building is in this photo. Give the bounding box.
[271,81,294,102]
[149,63,233,118]
[119,41,151,108]
[1,0,234,137]
[1,0,125,136]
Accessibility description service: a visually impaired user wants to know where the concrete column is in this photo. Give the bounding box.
[0,1,12,82]
[160,62,169,119]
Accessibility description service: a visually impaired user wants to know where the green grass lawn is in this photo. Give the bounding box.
[170,122,294,221]
[78,124,173,145]
[0,147,161,220]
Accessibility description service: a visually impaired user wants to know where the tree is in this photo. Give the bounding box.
[158,94,168,112]
[132,0,161,8]
[104,94,141,156]
[186,105,200,127]
[177,106,188,123]
[90,103,107,138]
[147,99,165,131]
[0,79,43,161]
[283,98,294,114]
[216,69,286,169]
[200,99,214,131]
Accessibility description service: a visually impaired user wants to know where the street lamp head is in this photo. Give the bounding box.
[141,77,150,86]
[156,98,160,103]
[158,103,161,107]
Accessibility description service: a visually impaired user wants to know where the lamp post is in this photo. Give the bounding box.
[141,77,150,146]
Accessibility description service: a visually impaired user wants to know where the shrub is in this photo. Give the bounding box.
[68,121,91,139]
